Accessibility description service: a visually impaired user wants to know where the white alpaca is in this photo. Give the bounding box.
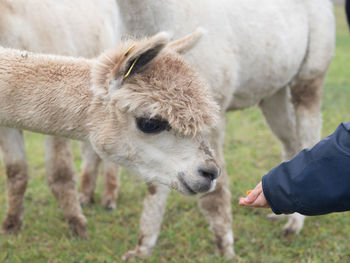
[0,32,221,237]
[116,0,335,259]
[0,0,122,236]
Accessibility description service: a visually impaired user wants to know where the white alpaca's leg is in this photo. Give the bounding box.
[0,128,28,234]
[259,87,300,160]
[198,114,234,258]
[122,183,170,260]
[289,0,333,150]
[260,1,334,233]
[44,136,87,238]
[79,142,101,206]
[198,175,234,257]
[259,87,305,234]
[102,160,120,210]
[283,73,327,234]
[285,4,334,233]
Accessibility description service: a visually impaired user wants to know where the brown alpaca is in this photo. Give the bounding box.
[0,32,221,237]
[0,0,122,237]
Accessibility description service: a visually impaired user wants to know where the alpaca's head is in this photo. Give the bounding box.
[90,29,220,195]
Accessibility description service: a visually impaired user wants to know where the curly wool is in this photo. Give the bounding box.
[92,42,219,137]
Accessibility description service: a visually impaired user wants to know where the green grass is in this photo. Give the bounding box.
[0,5,349,263]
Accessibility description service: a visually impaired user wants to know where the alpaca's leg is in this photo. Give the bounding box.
[79,142,101,206]
[281,75,326,234]
[122,183,170,260]
[260,2,334,233]
[290,77,325,150]
[197,114,234,259]
[259,87,305,234]
[102,160,120,210]
[259,87,300,160]
[0,128,28,234]
[198,176,233,257]
[44,136,87,238]
[79,142,120,210]
[288,0,333,152]
[274,75,325,235]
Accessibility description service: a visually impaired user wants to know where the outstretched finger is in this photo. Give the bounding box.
[239,192,269,208]
[245,182,263,203]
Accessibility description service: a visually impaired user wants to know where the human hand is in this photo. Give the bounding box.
[238,182,270,208]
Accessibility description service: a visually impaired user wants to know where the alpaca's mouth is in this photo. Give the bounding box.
[177,172,196,195]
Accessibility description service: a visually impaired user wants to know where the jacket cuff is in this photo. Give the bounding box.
[262,173,282,214]
[261,161,302,215]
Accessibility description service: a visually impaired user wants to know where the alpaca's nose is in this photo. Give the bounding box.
[197,164,221,181]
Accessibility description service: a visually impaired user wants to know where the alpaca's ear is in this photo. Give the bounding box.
[120,32,170,80]
[167,27,205,54]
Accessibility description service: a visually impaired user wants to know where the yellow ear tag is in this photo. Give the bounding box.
[123,55,140,79]
[123,45,135,57]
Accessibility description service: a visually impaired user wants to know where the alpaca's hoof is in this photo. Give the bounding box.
[214,231,235,260]
[122,247,152,261]
[223,250,235,260]
[2,215,22,234]
[216,243,235,260]
[281,216,303,236]
[102,196,116,211]
[267,213,304,235]
[122,250,138,261]
[79,193,94,206]
[68,216,88,239]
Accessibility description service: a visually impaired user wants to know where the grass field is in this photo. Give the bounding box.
[0,5,349,263]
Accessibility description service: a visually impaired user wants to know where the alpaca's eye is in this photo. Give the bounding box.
[136,118,170,134]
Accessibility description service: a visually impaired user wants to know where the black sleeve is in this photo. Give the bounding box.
[346,0,350,29]
[262,122,350,216]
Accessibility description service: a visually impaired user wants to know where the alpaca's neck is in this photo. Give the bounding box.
[0,48,94,140]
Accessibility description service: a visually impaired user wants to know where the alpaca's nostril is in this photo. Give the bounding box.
[198,165,220,181]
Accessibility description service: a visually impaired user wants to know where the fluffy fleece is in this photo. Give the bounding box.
[92,38,219,137]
